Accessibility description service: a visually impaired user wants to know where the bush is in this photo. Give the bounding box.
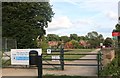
[100,57,120,76]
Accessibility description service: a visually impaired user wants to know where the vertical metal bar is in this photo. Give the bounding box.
[5,38,7,52]
[100,51,103,70]
[38,55,42,78]
[15,39,17,49]
[60,47,64,70]
[97,52,100,78]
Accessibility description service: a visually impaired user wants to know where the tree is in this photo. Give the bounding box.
[60,36,70,43]
[38,36,49,52]
[86,31,104,48]
[78,36,88,41]
[2,2,54,48]
[103,37,113,47]
[87,31,99,39]
[70,34,78,41]
[70,40,79,49]
[47,34,59,41]
[115,24,120,31]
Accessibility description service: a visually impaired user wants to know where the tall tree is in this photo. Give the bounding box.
[103,37,113,47]
[115,24,120,31]
[86,31,104,48]
[47,34,59,41]
[2,2,54,48]
[70,34,78,41]
[70,40,79,49]
[78,36,88,41]
[60,36,70,43]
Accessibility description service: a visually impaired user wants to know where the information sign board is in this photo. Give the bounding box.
[11,49,42,65]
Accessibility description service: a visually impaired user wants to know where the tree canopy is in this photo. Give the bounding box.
[47,34,59,41]
[60,36,70,43]
[115,24,120,31]
[70,34,78,41]
[2,2,54,48]
[103,37,113,47]
[86,31,104,48]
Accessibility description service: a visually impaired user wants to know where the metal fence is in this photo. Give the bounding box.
[2,37,17,52]
[2,37,17,68]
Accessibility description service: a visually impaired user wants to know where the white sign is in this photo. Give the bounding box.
[11,49,42,65]
[47,49,51,54]
[52,56,60,61]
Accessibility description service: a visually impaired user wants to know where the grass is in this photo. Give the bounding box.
[67,49,94,52]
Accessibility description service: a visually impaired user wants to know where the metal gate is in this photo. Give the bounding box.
[42,48,103,77]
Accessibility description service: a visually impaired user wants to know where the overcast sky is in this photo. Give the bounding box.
[46,0,119,38]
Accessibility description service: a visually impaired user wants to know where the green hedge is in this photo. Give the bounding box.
[100,57,120,76]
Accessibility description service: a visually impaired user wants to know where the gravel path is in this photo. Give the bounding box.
[2,49,100,76]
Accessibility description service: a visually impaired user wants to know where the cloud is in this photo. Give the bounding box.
[48,0,119,38]
[73,19,93,25]
[48,16,72,31]
[105,11,118,20]
[64,0,118,12]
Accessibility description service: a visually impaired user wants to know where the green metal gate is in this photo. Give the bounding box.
[42,48,103,78]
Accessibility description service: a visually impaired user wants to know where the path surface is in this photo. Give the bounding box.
[2,49,100,76]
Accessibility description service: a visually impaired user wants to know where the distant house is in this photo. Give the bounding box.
[79,40,90,48]
[48,41,58,47]
[64,42,74,49]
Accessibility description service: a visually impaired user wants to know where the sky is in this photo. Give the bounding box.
[46,0,120,38]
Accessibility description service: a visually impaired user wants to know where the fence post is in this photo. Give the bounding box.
[5,38,8,52]
[38,55,42,78]
[99,51,103,70]
[60,47,64,70]
[97,52,100,78]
